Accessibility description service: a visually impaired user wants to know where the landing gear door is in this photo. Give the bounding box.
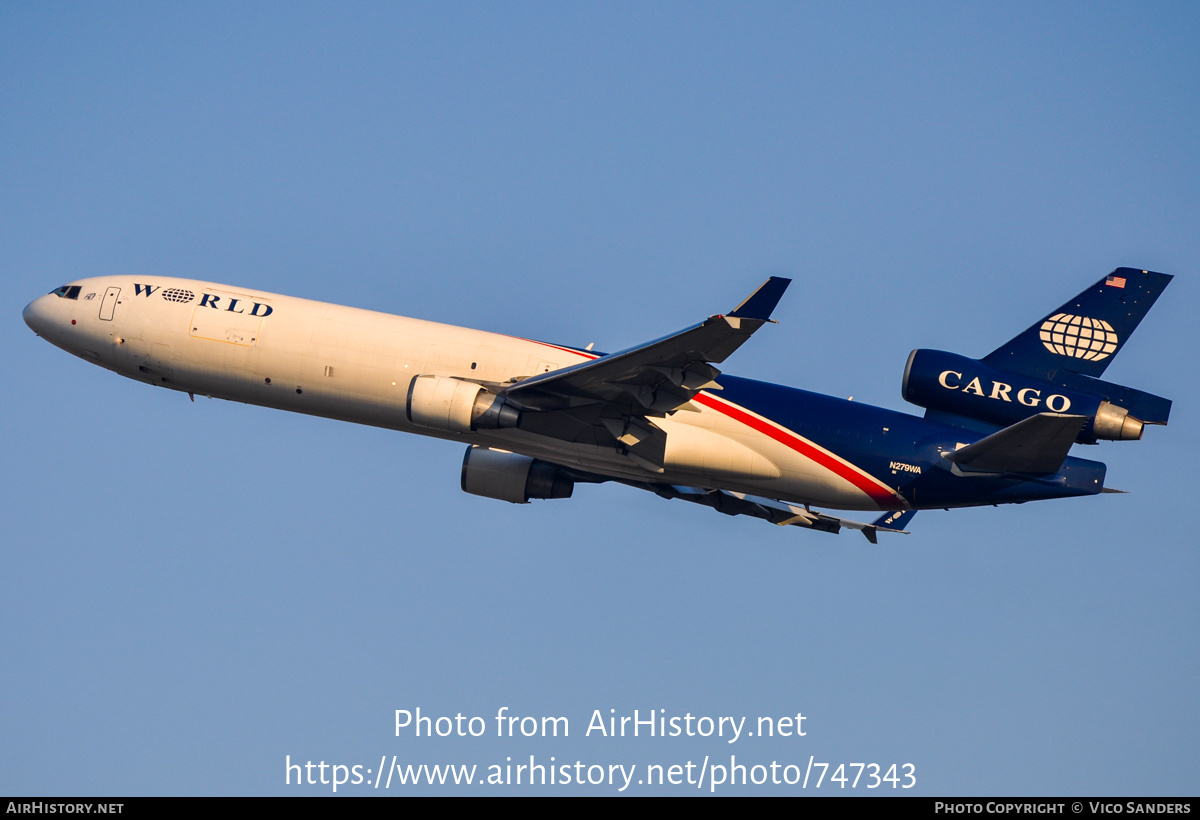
[99,287,120,321]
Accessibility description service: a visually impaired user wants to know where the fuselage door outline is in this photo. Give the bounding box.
[99,287,121,321]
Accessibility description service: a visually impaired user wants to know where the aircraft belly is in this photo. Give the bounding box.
[152,351,930,514]
[470,407,888,511]
[684,397,894,511]
[657,419,782,479]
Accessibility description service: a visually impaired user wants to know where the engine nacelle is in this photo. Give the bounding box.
[406,375,520,433]
[460,446,574,503]
[903,349,1147,442]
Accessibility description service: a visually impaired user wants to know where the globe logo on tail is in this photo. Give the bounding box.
[1039,313,1118,361]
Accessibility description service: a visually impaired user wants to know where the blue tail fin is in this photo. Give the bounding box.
[982,268,1172,380]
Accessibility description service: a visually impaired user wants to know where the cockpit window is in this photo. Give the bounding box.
[49,285,81,300]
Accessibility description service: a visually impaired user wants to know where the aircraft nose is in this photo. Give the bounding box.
[23,295,51,335]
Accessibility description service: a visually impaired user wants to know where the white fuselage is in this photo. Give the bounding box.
[23,277,899,511]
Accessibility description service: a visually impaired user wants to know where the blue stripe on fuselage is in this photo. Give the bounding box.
[713,376,1106,509]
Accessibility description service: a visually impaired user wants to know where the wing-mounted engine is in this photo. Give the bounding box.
[460,445,574,503]
[406,374,521,433]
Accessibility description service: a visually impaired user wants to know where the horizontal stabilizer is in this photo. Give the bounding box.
[945,413,1087,475]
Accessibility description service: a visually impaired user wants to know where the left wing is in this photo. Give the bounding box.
[635,483,915,543]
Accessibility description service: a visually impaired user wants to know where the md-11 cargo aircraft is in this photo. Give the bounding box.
[23,267,1171,541]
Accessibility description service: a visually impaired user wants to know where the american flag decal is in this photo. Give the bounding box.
[1106,275,1127,288]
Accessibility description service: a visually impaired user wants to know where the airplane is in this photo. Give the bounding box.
[22,267,1172,542]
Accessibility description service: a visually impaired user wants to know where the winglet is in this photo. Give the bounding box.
[863,509,917,543]
[728,277,792,321]
[871,509,917,531]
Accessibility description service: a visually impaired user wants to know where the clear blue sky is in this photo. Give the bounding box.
[3,2,1197,795]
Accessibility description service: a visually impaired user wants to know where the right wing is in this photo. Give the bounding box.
[502,276,791,415]
[496,277,791,470]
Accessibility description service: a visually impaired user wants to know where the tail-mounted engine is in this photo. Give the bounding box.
[902,349,1169,443]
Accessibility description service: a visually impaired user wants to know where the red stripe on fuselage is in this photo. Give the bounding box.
[693,392,899,506]
[517,338,600,360]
